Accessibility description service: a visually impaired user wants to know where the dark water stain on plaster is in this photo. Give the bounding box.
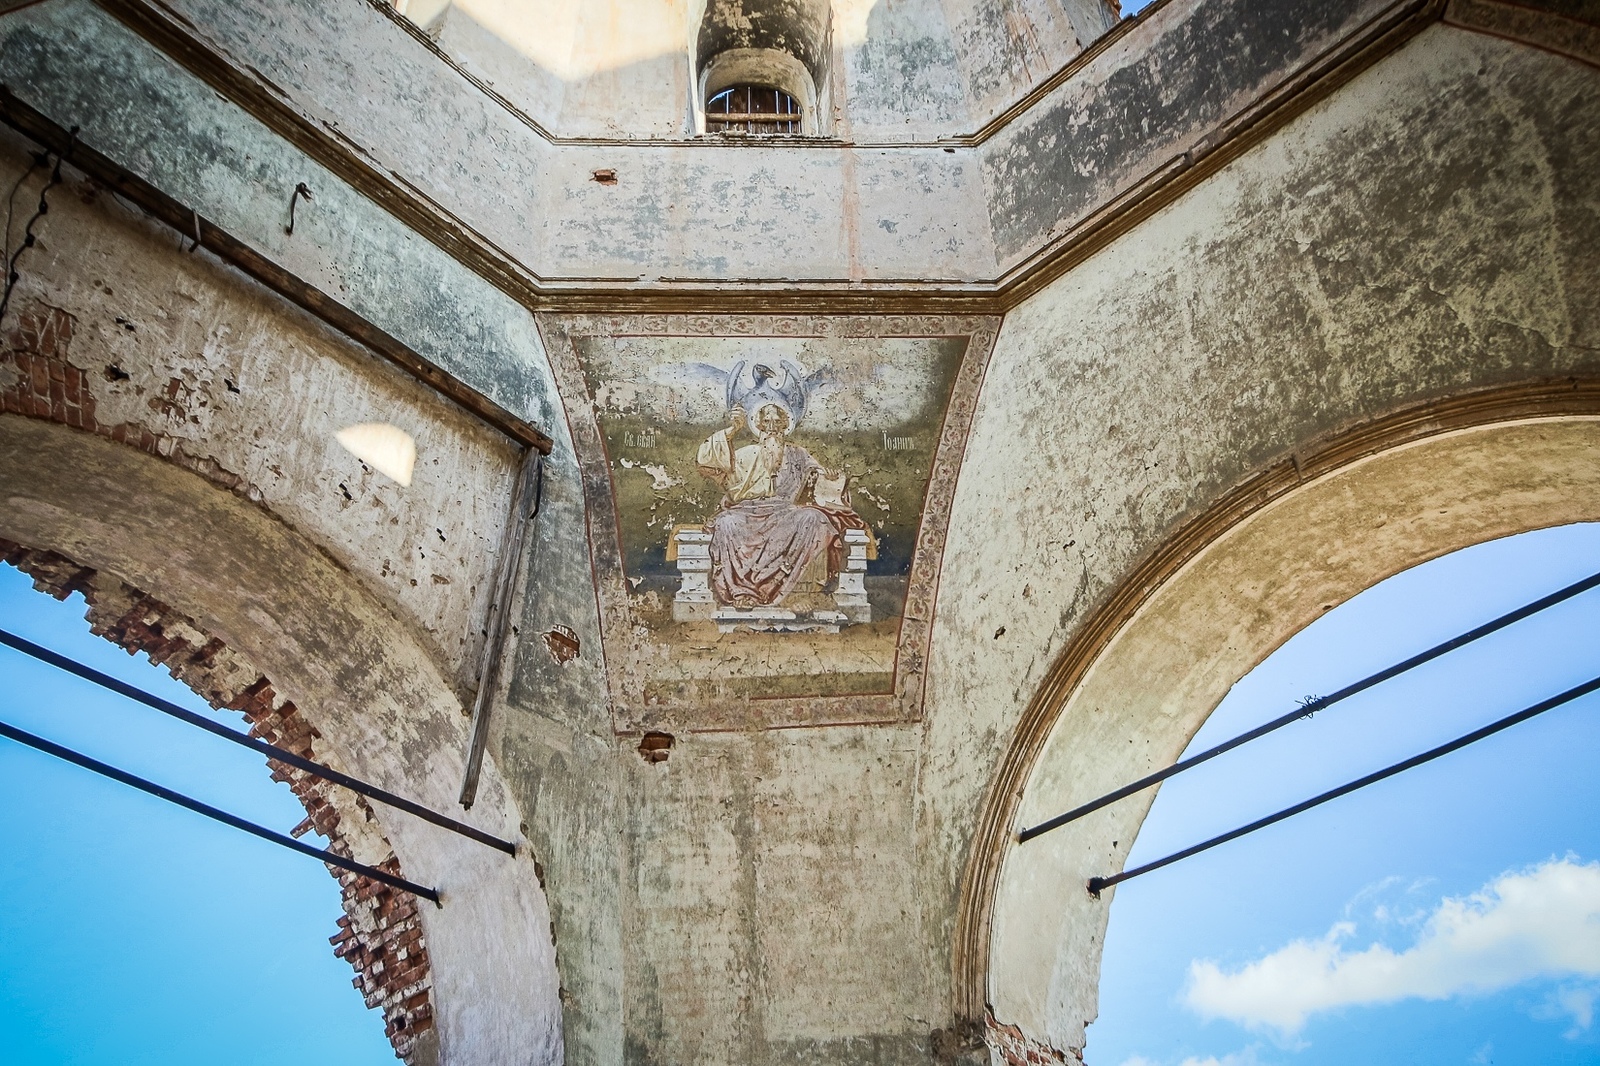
[983,0,1379,261]
[697,0,832,81]
[1055,40,1600,561]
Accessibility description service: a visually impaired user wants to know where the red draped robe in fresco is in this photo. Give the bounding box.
[696,427,866,608]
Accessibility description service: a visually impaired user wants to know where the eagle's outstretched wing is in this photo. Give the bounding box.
[777,359,810,423]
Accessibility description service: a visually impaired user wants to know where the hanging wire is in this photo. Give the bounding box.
[0,125,75,327]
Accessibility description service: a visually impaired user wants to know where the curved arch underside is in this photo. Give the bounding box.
[0,1,1595,1062]
[0,414,562,1065]
[982,410,1600,1052]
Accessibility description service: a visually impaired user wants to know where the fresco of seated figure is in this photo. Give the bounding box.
[694,402,867,612]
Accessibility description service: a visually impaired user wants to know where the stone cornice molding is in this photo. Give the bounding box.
[1443,0,1600,68]
[73,0,1481,312]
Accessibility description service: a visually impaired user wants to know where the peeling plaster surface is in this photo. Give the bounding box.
[0,0,562,431]
[927,25,1600,1053]
[0,1,1596,1064]
[991,418,1600,1051]
[0,130,518,692]
[981,0,1392,264]
[0,127,567,1063]
[0,415,564,1066]
[939,0,1114,120]
[2,0,1463,289]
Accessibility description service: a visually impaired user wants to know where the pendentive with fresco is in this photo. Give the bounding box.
[540,315,998,732]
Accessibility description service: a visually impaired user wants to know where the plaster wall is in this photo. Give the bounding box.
[993,418,1600,1054]
[0,3,1596,1066]
[482,26,1600,1066]
[433,0,692,138]
[839,0,975,137]
[980,0,1398,267]
[496,376,955,1065]
[926,23,1600,1052]
[0,128,519,692]
[64,0,998,283]
[4,0,1451,290]
[0,121,576,1061]
[0,420,564,1065]
[0,0,563,431]
[407,0,1116,140]
[937,0,1114,120]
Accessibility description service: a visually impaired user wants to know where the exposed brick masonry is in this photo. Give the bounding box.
[0,539,435,1062]
[0,299,260,499]
[986,1009,1082,1066]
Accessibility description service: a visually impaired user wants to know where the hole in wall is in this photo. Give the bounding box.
[543,625,580,664]
[638,732,674,764]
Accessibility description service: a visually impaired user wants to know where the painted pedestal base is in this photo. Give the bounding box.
[671,526,873,628]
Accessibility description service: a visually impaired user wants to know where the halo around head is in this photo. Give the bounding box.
[752,401,793,430]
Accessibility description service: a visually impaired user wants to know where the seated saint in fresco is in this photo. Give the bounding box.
[695,402,866,610]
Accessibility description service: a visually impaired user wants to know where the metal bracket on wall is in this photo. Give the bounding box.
[458,446,544,809]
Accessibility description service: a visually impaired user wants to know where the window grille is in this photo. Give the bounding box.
[706,85,801,135]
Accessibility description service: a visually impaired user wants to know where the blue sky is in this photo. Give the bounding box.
[0,566,395,1065]
[1088,522,1600,1066]
[2,526,1596,1066]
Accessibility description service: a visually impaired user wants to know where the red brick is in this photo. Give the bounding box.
[0,539,435,1063]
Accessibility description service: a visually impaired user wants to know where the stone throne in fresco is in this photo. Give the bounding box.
[671,360,873,633]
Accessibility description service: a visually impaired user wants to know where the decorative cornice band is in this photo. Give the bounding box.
[82,0,1464,315]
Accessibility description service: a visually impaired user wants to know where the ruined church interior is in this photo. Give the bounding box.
[0,0,1596,1061]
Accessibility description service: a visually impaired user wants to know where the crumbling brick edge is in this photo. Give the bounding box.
[986,1008,1083,1065]
[0,539,436,1063]
[0,299,264,502]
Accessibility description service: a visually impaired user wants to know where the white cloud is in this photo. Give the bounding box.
[1177,1051,1260,1066]
[1184,857,1600,1034]
[1535,982,1600,1039]
[1114,1046,1261,1066]
[1558,986,1596,1031]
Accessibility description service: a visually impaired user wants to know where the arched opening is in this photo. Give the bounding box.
[0,555,402,1062]
[967,400,1600,1059]
[705,83,803,135]
[0,414,561,1064]
[1088,523,1600,1063]
[696,46,821,136]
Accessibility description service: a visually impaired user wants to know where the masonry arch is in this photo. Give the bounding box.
[0,413,562,1065]
[959,381,1600,1056]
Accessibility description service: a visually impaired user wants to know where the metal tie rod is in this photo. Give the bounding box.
[1019,567,1600,843]
[0,628,515,856]
[1087,673,1600,897]
[0,717,441,904]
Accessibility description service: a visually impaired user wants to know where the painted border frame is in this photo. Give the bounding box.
[537,313,1001,733]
